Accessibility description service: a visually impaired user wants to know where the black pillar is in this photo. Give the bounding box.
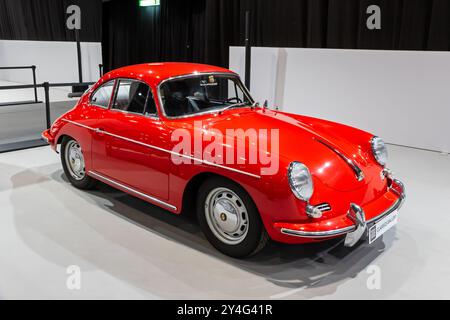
[244,11,251,90]
[75,29,83,83]
[31,65,38,103]
[43,82,51,129]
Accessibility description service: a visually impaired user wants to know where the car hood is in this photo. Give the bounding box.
[197,108,378,192]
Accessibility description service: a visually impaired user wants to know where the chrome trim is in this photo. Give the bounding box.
[366,178,405,223]
[280,179,405,239]
[109,77,160,119]
[344,203,366,247]
[381,168,393,180]
[281,225,356,239]
[306,204,322,219]
[62,119,95,131]
[89,79,115,109]
[61,119,261,179]
[366,197,401,224]
[157,72,255,120]
[315,203,331,212]
[315,138,365,182]
[390,178,406,201]
[88,171,177,211]
[347,203,365,227]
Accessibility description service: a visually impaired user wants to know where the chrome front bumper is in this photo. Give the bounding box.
[280,178,406,246]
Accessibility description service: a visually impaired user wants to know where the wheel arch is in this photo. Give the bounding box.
[57,134,71,144]
[53,134,71,153]
[180,171,256,216]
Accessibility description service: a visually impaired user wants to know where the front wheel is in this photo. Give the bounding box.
[197,177,268,258]
[61,136,96,190]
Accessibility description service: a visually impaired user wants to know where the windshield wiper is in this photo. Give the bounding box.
[218,102,249,114]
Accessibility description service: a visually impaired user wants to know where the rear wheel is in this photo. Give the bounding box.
[61,136,96,190]
[197,176,268,258]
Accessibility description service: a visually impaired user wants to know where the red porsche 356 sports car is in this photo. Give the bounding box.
[42,62,405,258]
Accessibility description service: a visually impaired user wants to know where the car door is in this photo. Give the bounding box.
[91,78,170,201]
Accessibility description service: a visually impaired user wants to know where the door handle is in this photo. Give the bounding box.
[94,128,105,135]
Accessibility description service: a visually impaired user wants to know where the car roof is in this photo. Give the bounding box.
[103,62,236,86]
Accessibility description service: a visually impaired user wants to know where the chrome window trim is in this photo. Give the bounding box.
[157,72,255,120]
[110,78,159,119]
[61,119,261,179]
[89,79,116,109]
[88,171,177,211]
[315,138,365,182]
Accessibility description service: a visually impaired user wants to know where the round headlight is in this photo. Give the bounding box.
[288,162,313,201]
[371,136,388,166]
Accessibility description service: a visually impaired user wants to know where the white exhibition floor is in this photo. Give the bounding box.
[0,145,449,299]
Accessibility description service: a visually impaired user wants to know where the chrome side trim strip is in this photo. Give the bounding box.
[62,119,95,131]
[88,170,177,211]
[315,138,365,182]
[61,119,261,179]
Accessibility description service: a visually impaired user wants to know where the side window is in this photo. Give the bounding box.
[112,79,150,114]
[90,81,114,108]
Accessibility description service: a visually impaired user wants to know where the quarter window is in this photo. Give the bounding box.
[112,79,150,114]
[90,81,114,108]
[145,89,157,116]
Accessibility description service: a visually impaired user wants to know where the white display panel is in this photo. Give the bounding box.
[0,39,102,84]
[230,46,450,153]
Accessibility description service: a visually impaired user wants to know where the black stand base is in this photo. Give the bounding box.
[0,100,43,107]
[0,138,48,154]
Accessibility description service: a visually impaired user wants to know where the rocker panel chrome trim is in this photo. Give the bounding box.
[88,170,177,211]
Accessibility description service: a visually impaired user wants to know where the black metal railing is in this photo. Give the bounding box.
[0,81,94,153]
[43,82,94,128]
[0,65,39,105]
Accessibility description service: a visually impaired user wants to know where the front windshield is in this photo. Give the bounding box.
[159,74,254,117]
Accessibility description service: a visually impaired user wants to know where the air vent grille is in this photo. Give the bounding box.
[315,203,331,212]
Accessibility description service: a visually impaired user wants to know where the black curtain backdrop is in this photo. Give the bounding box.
[0,0,102,42]
[102,0,450,71]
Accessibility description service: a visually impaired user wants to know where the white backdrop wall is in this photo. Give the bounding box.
[0,40,102,84]
[230,46,450,153]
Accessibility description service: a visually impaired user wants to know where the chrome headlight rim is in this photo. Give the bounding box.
[287,161,314,201]
[371,136,388,166]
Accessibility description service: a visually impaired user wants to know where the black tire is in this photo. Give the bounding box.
[197,176,269,258]
[60,136,97,190]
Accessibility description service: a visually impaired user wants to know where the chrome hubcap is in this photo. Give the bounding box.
[205,187,249,245]
[65,140,85,180]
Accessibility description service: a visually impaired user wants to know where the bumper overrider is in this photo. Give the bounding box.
[278,178,406,247]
